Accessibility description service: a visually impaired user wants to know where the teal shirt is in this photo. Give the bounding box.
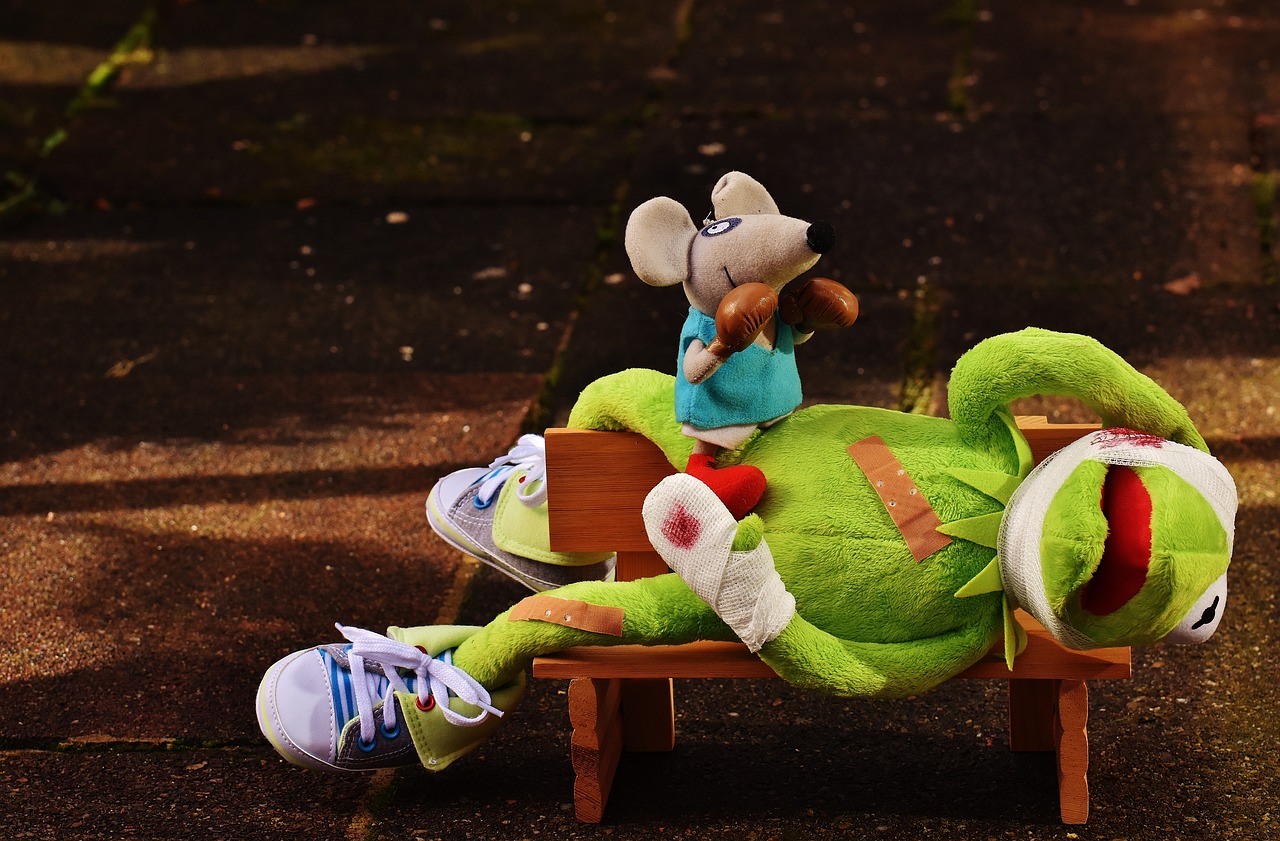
[675,307,802,429]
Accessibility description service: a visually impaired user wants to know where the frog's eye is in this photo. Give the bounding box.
[1163,572,1227,644]
[700,217,742,237]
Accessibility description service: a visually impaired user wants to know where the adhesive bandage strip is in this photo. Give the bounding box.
[508,594,625,637]
[848,435,952,562]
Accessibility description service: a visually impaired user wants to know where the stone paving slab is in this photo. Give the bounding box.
[0,205,602,459]
[43,107,636,206]
[29,1,681,205]
[0,369,535,740]
[975,1,1264,112]
[949,0,1277,353]
[663,0,962,118]
[0,201,580,742]
[0,0,148,46]
[137,0,680,122]
[0,748,372,840]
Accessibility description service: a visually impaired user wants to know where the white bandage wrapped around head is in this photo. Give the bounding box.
[999,428,1237,649]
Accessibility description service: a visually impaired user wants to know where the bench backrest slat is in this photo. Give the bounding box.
[546,417,1099,556]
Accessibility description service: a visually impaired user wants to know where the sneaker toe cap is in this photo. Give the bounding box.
[257,649,341,771]
[430,467,489,510]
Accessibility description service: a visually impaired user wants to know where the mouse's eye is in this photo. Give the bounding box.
[701,217,741,237]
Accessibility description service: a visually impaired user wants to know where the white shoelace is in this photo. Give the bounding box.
[336,624,503,748]
[474,433,548,508]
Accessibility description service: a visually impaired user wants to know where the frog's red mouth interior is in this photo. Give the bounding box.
[1080,465,1153,615]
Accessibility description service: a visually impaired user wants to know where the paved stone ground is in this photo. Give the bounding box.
[1,1,1277,839]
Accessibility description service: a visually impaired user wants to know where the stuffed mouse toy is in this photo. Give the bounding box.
[258,328,1236,774]
[624,172,858,518]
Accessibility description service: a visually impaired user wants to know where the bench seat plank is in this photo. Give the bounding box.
[533,621,1130,682]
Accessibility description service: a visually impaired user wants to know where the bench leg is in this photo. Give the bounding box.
[1008,678,1090,824]
[1055,679,1089,824]
[1008,678,1058,751]
[567,677,676,822]
[564,549,678,822]
[621,678,676,751]
[568,678,623,823]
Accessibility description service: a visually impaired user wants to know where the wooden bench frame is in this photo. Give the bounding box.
[531,419,1131,824]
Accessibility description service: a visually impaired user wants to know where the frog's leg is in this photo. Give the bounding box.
[643,474,1001,699]
[949,328,1208,453]
[759,614,1000,699]
[565,368,694,466]
[447,573,737,689]
[258,563,734,773]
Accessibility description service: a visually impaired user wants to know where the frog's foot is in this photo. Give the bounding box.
[684,453,767,519]
[642,473,795,651]
[257,624,523,773]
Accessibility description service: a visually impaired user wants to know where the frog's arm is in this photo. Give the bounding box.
[949,328,1208,454]
[642,473,1004,697]
[758,614,1001,699]
[566,368,694,466]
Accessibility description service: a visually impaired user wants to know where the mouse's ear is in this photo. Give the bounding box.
[711,171,780,217]
[625,197,697,287]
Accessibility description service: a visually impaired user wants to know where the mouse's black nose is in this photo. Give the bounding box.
[806,221,835,254]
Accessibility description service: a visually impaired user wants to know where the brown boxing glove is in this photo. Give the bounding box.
[705,282,779,359]
[778,277,859,334]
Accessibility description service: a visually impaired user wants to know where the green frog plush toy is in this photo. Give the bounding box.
[257,328,1235,773]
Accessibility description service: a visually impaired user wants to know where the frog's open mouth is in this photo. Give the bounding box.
[1079,465,1152,615]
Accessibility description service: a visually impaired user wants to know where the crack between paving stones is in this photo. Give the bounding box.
[521,2,700,437]
[937,0,981,120]
[892,1,978,413]
[0,736,259,753]
[898,278,942,415]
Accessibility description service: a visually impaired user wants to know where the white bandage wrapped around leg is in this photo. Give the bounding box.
[642,474,796,652]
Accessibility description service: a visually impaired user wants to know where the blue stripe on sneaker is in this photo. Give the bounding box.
[320,646,420,735]
[341,651,357,725]
[322,648,354,733]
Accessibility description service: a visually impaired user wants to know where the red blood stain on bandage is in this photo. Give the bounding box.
[1094,428,1165,450]
[661,504,702,549]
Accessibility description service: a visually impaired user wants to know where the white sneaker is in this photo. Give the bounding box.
[256,624,520,772]
[426,435,615,591]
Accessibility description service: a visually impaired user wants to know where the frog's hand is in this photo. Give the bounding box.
[566,369,694,467]
[642,474,794,652]
[759,616,999,699]
[949,328,1208,454]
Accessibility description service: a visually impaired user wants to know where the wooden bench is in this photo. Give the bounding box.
[531,419,1131,825]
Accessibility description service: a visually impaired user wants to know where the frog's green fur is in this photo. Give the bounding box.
[400,328,1233,768]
